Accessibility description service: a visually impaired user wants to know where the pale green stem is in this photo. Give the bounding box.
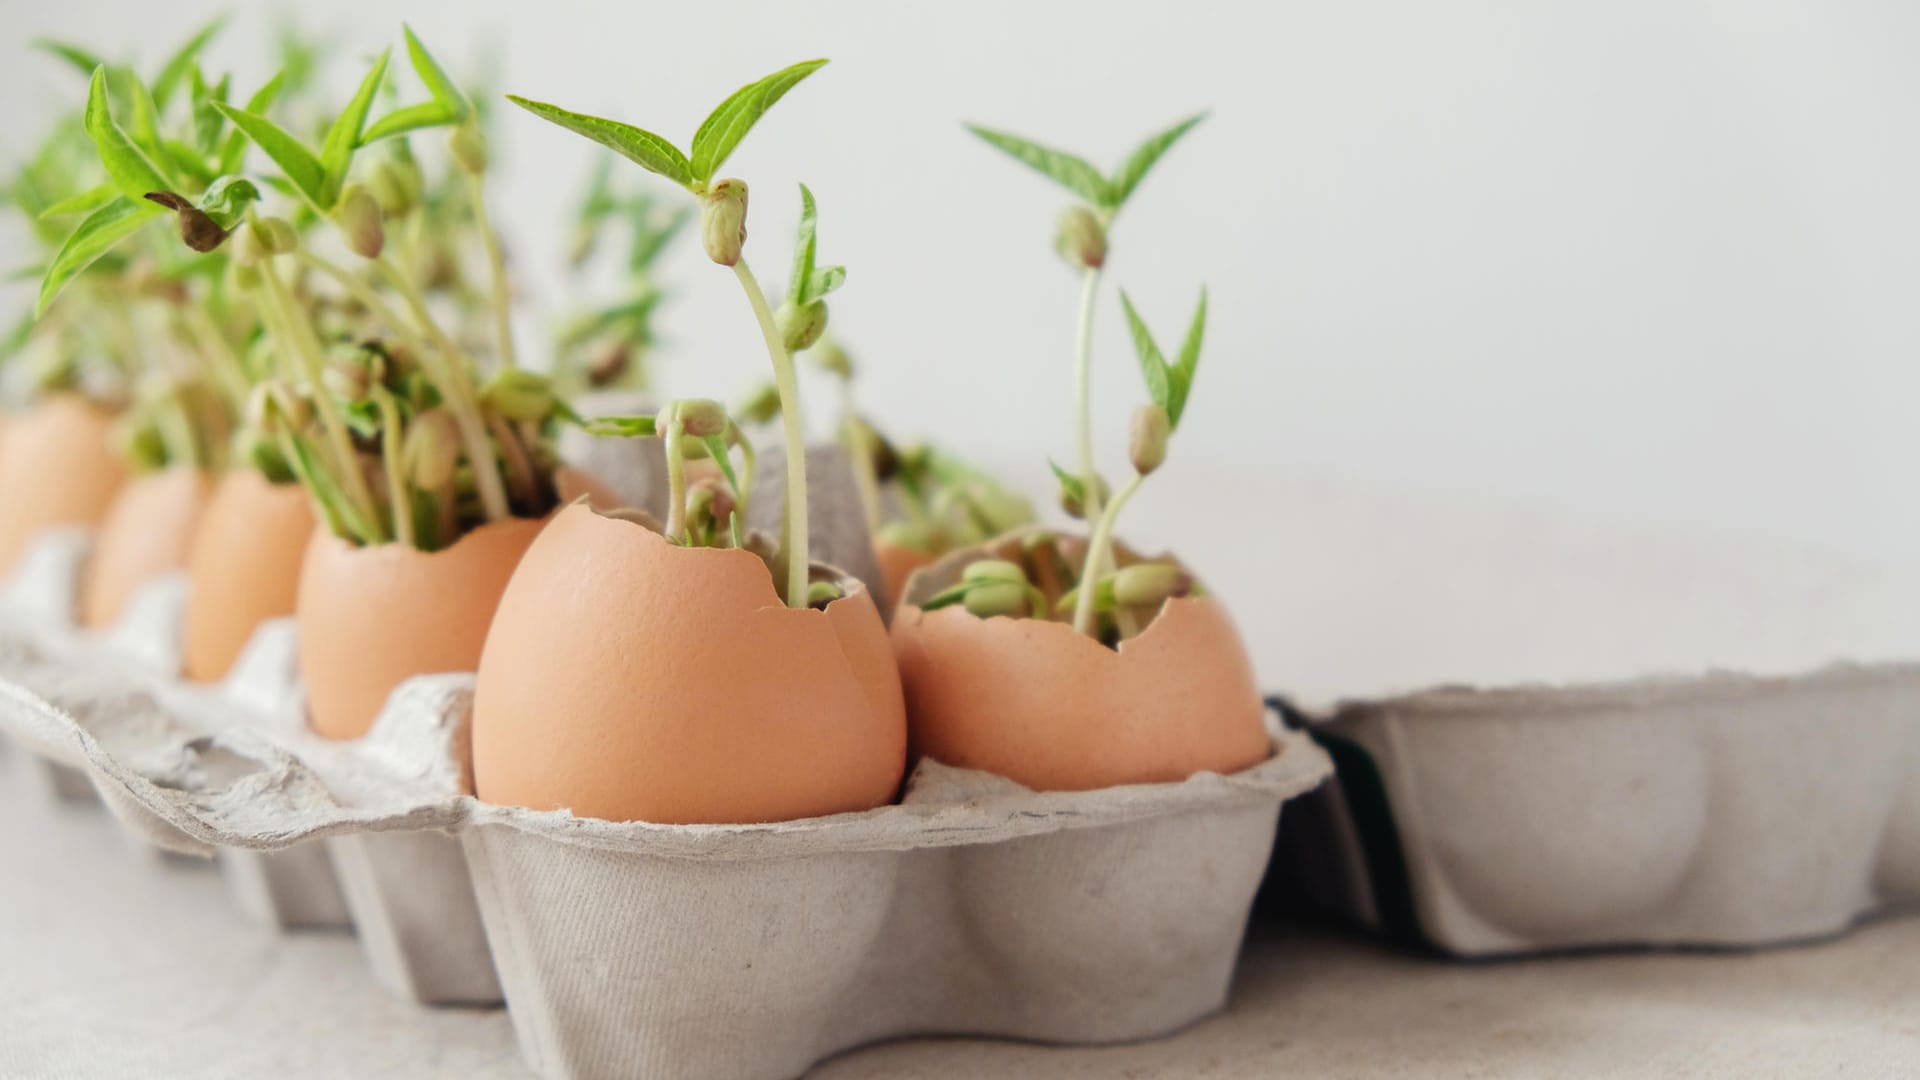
[1072,266,1105,527]
[371,387,414,548]
[466,172,518,370]
[732,424,758,529]
[258,257,386,542]
[181,306,250,413]
[158,393,201,470]
[663,404,687,543]
[839,380,882,533]
[1072,471,1143,637]
[485,411,541,512]
[371,256,512,522]
[732,258,808,608]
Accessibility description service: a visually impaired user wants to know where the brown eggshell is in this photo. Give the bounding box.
[890,545,1270,792]
[472,503,907,825]
[79,467,214,630]
[872,535,938,614]
[298,516,547,741]
[182,469,318,682]
[0,396,128,576]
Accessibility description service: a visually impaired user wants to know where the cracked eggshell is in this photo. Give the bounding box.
[891,542,1269,792]
[873,535,937,614]
[0,395,128,576]
[471,502,908,825]
[80,467,214,630]
[183,469,317,682]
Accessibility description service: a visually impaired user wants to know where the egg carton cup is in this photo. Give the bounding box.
[0,575,1330,1078]
[1275,663,1920,956]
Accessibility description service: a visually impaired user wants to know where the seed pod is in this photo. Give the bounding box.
[807,580,845,609]
[675,399,730,439]
[337,184,386,259]
[735,381,781,426]
[145,191,230,253]
[700,179,749,266]
[404,408,463,490]
[1130,403,1170,475]
[369,157,421,216]
[964,581,1029,618]
[482,370,557,423]
[961,559,1028,586]
[809,337,853,379]
[258,217,299,255]
[1054,205,1107,270]
[1112,562,1189,608]
[776,300,828,353]
[449,122,489,175]
[1058,471,1111,520]
[585,338,632,388]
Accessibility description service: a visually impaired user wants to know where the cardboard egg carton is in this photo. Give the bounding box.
[1274,665,1920,956]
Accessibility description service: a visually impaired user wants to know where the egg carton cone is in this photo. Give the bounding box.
[1273,665,1920,956]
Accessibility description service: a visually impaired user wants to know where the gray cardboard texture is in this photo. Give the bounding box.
[1288,666,1920,955]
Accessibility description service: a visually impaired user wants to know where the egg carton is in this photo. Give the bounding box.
[1273,665,1920,956]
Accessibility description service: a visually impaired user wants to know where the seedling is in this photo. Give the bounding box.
[554,159,691,392]
[508,59,832,608]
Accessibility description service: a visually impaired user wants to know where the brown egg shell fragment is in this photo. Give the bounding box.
[473,502,907,826]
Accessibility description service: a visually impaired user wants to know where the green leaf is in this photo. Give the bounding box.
[401,25,471,120]
[1118,291,1172,416]
[580,414,658,438]
[32,40,103,78]
[360,101,458,144]
[150,14,228,109]
[689,58,828,185]
[787,182,819,305]
[219,71,287,175]
[37,196,164,315]
[105,67,167,169]
[192,70,232,154]
[1106,111,1206,210]
[85,68,173,201]
[806,266,845,303]
[507,96,695,189]
[965,124,1110,207]
[196,175,262,228]
[629,205,691,273]
[320,49,391,208]
[163,140,216,187]
[213,103,326,208]
[920,581,975,611]
[1167,287,1207,429]
[1048,458,1086,503]
[37,185,117,219]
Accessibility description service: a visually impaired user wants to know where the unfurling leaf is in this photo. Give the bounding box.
[788,182,818,304]
[85,68,172,202]
[806,266,846,303]
[194,175,263,227]
[1106,112,1206,211]
[964,124,1109,207]
[320,49,392,207]
[507,97,695,189]
[689,58,828,185]
[213,102,326,208]
[401,25,472,120]
[1168,287,1207,429]
[38,196,164,314]
[1118,291,1171,418]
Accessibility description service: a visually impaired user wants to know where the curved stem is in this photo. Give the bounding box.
[371,387,414,548]
[1072,471,1143,637]
[258,257,386,542]
[732,257,808,608]
[662,404,687,544]
[466,171,518,370]
[1072,266,1105,526]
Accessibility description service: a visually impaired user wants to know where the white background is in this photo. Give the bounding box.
[4,1,1917,692]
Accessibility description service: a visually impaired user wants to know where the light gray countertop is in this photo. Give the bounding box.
[3,746,1915,1080]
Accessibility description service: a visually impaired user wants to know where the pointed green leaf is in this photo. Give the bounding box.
[507,96,694,189]
[37,196,164,315]
[32,40,102,77]
[965,124,1110,206]
[150,14,228,109]
[1118,291,1172,415]
[1106,112,1206,210]
[37,185,117,219]
[219,71,288,175]
[1167,287,1207,429]
[787,182,819,305]
[192,70,232,154]
[401,25,471,120]
[1048,458,1086,503]
[689,58,828,185]
[213,102,326,208]
[806,266,846,303]
[105,67,167,168]
[360,101,459,144]
[85,68,173,201]
[320,49,391,207]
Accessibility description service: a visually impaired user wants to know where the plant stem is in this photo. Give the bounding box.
[181,306,250,412]
[839,381,882,533]
[485,411,542,512]
[1072,266,1105,527]
[371,256,512,523]
[257,257,386,542]
[1072,470,1143,637]
[662,404,687,544]
[466,171,518,370]
[371,387,414,548]
[732,257,808,608]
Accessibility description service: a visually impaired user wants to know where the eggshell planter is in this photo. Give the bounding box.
[183,469,316,682]
[1272,666,1920,956]
[80,467,214,630]
[0,395,127,578]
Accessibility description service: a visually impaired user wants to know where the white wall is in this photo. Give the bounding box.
[4,1,1918,688]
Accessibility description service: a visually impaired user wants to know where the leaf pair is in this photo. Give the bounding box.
[966,112,1207,215]
[508,58,828,194]
[786,184,845,306]
[360,26,473,143]
[1120,288,1207,431]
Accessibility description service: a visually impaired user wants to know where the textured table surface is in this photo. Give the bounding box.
[2,745,1915,1080]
